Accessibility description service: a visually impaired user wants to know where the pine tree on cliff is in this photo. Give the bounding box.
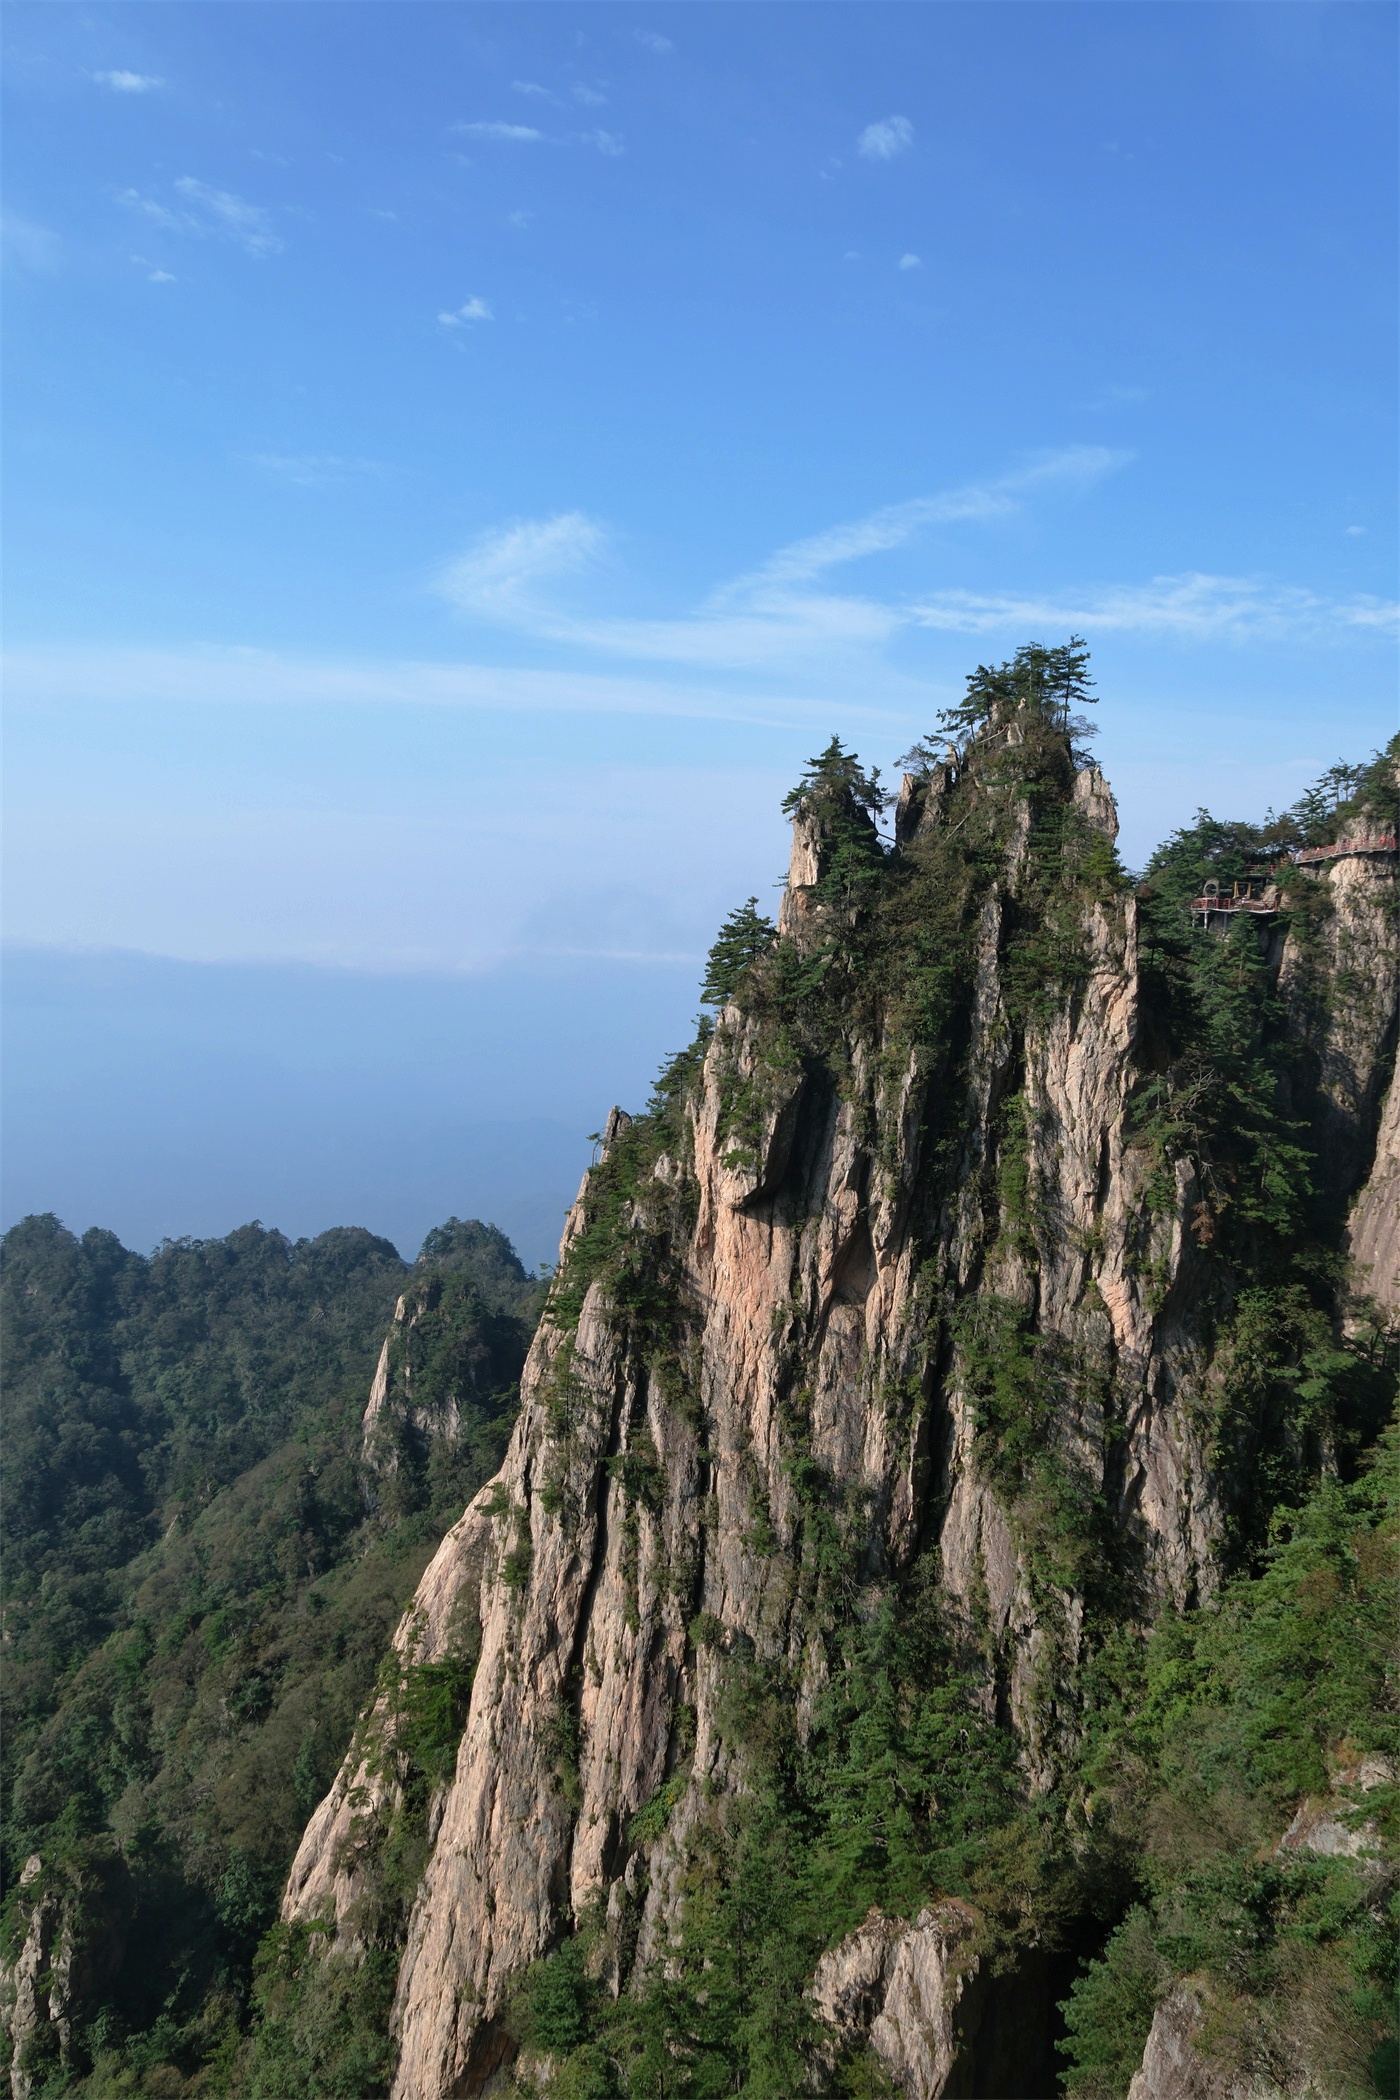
[701,897,778,1006]
[781,735,889,908]
[780,734,887,820]
[936,635,1098,750]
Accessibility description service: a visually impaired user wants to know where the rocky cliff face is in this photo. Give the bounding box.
[1347,1045,1400,1320]
[281,714,1398,2099]
[2,1858,127,2100]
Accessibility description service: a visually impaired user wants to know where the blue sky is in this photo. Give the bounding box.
[3,1,1396,1261]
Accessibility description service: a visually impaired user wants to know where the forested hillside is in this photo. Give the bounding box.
[1,1214,540,2093]
[2,655,1397,2100]
[268,664,1395,2100]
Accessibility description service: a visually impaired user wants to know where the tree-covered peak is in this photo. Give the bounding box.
[415,1217,538,1313]
[781,735,888,819]
[927,636,1097,756]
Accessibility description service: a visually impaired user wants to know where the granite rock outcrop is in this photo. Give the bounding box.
[280,716,1399,2099]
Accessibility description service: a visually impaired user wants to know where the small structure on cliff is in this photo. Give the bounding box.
[1189,869,1282,932]
[1190,832,1398,933]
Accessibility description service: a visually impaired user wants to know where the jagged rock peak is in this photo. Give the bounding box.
[278,709,1398,2100]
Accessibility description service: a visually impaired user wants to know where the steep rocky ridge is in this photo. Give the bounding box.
[1347,1055,1400,1319]
[282,695,1398,2099]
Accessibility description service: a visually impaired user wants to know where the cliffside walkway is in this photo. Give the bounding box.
[1190,833,1397,931]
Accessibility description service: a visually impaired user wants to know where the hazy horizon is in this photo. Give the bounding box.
[5,0,1395,1255]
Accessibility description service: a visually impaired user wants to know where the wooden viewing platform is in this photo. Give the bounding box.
[1189,834,1396,931]
[1189,875,1280,929]
[1294,833,1398,864]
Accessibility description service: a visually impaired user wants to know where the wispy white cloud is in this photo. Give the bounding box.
[439,513,607,620]
[2,213,61,273]
[174,177,280,255]
[858,115,914,161]
[431,454,1390,671]
[734,449,1126,591]
[131,254,176,282]
[91,68,164,92]
[634,28,674,54]
[510,80,610,110]
[438,297,493,326]
[898,252,922,271]
[455,114,620,154]
[121,191,183,233]
[454,120,544,143]
[908,574,1400,642]
[433,453,1126,671]
[437,514,897,670]
[120,177,282,256]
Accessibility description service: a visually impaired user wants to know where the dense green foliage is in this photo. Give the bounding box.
[3,1217,404,1633]
[700,898,777,1008]
[1,1213,539,2095]
[510,1579,1031,2098]
[1063,1430,1399,2099]
[364,1221,541,1532]
[506,1433,1395,2099]
[516,663,1396,2098]
[546,1030,709,1344]
[781,735,890,916]
[4,652,1395,2099]
[930,635,1098,749]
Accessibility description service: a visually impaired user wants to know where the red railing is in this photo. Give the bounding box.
[1189,894,1276,917]
[1190,834,1397,918]
[1294,835,1397,864]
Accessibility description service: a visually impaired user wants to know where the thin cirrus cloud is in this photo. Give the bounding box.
[441,513,609,621]
[454,121,545,143]
[454,118,622,154]
[436,510,899,670]
[657,447,1119,591]
[512,79,609,107]
[439,298,493,326]
[91,69,164,92]
[909,577,1400,642]
[435,449,1397,670]
[435,450,1131,671]
[858,115,914,161]
[119,176,282,257]
[634,29,674,54]
[898,254,922,271]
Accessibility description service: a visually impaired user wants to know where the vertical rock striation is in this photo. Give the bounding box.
[281,710,1399,2098]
